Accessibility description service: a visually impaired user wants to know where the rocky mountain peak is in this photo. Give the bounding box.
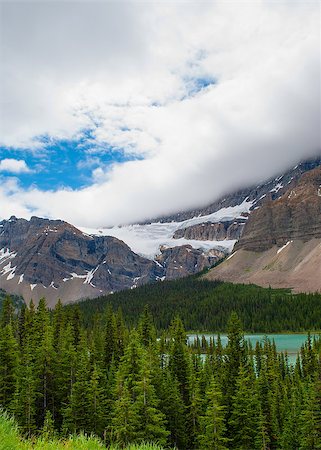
[0,216,223,305]
[236,165,321,252]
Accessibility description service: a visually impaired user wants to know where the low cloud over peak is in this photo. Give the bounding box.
[0,1,319,226]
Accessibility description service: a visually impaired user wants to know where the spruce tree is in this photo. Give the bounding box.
[224,312,245,419]
[137,305,157,347]
[299,381,321,449]
[62,332,91,434]
[12,345,37,436]
[279,385,302,450]
[229,364,260,449]
[158,369,187,449]
[198,377,229,450]
[169,316,191,405]
[110,380,137,446]
[104,304,117,368]
[132,356,169,445]
[87,363,107,436]
[34,321,55,428]
[53,322,77,429]
[0,295,14,327]
[0,323,18,408]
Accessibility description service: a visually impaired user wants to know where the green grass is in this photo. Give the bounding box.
[0,410,166,450]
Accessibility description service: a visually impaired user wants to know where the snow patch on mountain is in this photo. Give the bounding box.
[277,241,293,255]
[0,248,17,265]
[79,199,252,259]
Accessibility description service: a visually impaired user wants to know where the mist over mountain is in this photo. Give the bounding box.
[0,157,320,304]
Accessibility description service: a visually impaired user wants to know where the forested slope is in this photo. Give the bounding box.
[71,277,321,332]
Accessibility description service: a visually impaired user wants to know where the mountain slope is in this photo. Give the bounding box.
[81,157,321,258]
[0,217,220,305]
[205,165,321,292]
[1,157,320,304]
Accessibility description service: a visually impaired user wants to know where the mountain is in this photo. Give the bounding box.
[0,216,220,305]
[205,164,321,292]
[146,157,321,223]
[80,157,321,259]
[0,157,320,304]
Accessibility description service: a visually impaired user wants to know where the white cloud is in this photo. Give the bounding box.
[0,1,320,226]
[0,159,31,174]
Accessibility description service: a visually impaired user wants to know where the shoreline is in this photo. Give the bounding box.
[187,330,321,335]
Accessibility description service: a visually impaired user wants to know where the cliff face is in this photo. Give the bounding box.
[1,159,320,303]
[173,219,246,241]
[155,245,224,279]
[236,166,321,252]
[0,216,159,303]
[0,216,223,305]
[205,165,321,293]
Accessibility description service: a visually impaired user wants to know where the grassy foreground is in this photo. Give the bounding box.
[0,411,166,450]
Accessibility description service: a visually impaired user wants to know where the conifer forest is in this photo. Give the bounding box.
[0,293,320,449]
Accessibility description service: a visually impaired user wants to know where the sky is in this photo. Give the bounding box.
[0,0,320,227]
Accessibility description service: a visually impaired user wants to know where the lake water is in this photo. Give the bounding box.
[188,333,320,364]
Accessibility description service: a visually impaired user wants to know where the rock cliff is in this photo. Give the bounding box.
[205,165,321,292]
[173,218,246,241]
[0,216,222,305]
[235,166,321,252]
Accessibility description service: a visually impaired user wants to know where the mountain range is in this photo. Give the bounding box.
[206,162,321,292]
[0,157,320,304]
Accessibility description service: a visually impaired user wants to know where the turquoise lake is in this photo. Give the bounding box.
[187,333,320,363]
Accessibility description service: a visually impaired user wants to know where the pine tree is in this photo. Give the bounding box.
[0,323,18,408]
[279,385,302,450]
[87,363,107,436]
[62,332,91,434]
[132,357,169,445]
[224,312,245,419]
[137,305,157,347]
[229,364,260,450]
[198,377,229,450]
[12,345,37,436]
[0,295,14,327]
[299,381,321,449]
[158,369,187,449]
[169,316,191,405]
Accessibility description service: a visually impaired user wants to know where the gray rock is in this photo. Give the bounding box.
[173,219,246,241]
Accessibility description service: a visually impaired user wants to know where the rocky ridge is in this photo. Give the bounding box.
[235,166,321,252]
[0,216,220,305]
[1,157,320,303]
[205,164,321,292]
[173,218,246,241]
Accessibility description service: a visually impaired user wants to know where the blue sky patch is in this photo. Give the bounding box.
[0,129,143,191]
[183,75,217,99]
